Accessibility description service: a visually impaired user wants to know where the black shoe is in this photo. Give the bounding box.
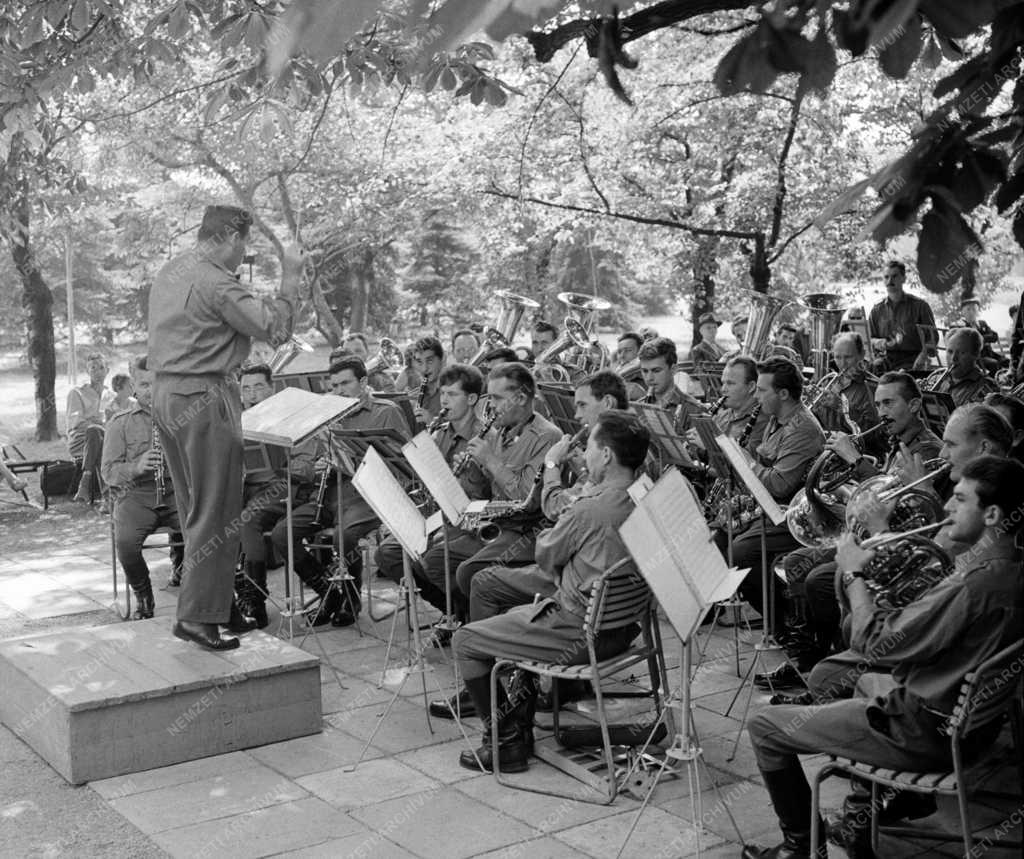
[166,566,182,588]
[770,691,815,706]
[878,791,936,825]
[741,841,815,859]
[458,731,530,773]
[431,624,454,648]
[247,601,269,630]
[132,588,155,620]
[304,590,342,626]
[429,689,476,720]
[755,663,805,691]
[825,812,877,859]
[225,600,257,633]
[173,621,240,651]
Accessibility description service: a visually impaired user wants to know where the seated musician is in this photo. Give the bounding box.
[416,362,561,623]
[408,335,444,426]
[100,356,183,620]
[448,410,651,771]
[68,352,109,504]
[955,297,1003,374]
[614,331,645,400]
[929,326,999,406]
[530,320,558,358]
[772,371,942,693]
[636,336,703,431]
[984,391,1024,463]
[104,373,135,421]
[451,329,481,365]
[809,332,880,444]
[744,454,1024,859]
[686,355,769,457]
[688,313,726,365]
[795,402,1013,707]
[375,363,490,612]
[712,357,824,635]
[337,332,395,392]
[236,364,315,629]
[269,356,410,627]
[481,346,517,377]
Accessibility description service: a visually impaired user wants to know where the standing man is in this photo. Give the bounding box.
[101,356,183,619]
[148,205,300,650]
[688,313,726,365]
[868,260,936,371]
[67,352,109,504]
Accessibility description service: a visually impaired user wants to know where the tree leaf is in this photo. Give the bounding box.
[168,1,190,40]
[918,0,996,39]
[799,27,837,94]
[995,169,1024,213]
[879,12,922,79]
[917,200,980,292]
[714,28,779,96]
[71,0,91,32]
[267,0,382,77]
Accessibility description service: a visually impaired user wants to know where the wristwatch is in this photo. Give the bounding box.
[841,568,863,589]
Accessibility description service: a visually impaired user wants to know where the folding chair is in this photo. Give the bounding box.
[110,520,184,621]
[491,557,673,804]
[810,639,1024,857]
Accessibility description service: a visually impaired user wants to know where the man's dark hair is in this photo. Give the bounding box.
[779,323,797,335]
[617,331,643,350]
[489,361,536,398]
[532,320,558,337]
[960,455,1024,534]
[438,364,484,397]
[725,355,758,384]
[579,370,628,410]
[451,328,480,348]
[877,370,922,404]
[240,363,273,384]
[111,373,131,392]
[638,336,677,367]
[133,355,148,372]
[956,403,1012,455]
[343,332,368,350]
[328,346,354,363]
[592,410,651,471]
[198,205,252,243]
[886,260,907,276]
[328,356,367,380]
[412,335,444,360]
[984,392,1024,435]
[757,356,803,400]
[485,347,518,364]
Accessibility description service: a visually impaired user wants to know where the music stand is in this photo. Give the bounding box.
[346,447,478,772]
[241,388,359,641]
[713,435,799,761]
[270,370,329,394]
[616,469,747,859]
[921,391,955,437]
[537,382,582,436]
[632,402,698,472]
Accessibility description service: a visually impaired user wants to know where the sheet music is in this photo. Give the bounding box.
[242,388,358,447]
[402,432,471,524]
[352,447,427,559]
[627,473,654,504]
[716,435,786,526]
[633,403,696,467]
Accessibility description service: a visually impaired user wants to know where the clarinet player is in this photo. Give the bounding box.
[149,205,301,650]
[101,356,184,620]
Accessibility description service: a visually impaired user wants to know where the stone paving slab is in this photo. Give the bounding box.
[248,724,385,779]
[272,829,420,858]
[297,756,441,809]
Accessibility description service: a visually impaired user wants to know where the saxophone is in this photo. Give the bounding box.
[151,423,168,507]
[704,403,762,529]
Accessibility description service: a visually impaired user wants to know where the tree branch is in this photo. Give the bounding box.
[525,0,758,63]
[484,185,759,240]
[556,91,611,214]
[768,88,803,249]
[767,220,816,264]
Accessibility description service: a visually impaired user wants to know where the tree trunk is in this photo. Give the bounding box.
[11,183,58,441]
[749,232,771,293]
[689,236,719,346]
[349,247,371,332]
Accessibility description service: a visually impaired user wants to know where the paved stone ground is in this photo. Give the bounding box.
[0,498,1021,858]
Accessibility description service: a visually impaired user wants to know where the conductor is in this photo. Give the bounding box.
[148,205,301,649]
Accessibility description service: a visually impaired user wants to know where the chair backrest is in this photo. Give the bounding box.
[948,639,1024,738]
[585,557,652,637]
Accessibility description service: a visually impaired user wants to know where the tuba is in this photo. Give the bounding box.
[799,293,845,382]
[556,291,611,336]
[554,292,612,376]
[470,290,540,366]
[534,317,592,383]
[738,289,789,360]
[269,334,315,374]
[364,337,404,375]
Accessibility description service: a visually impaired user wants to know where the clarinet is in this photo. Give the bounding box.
[737,403,762,449]
[151,423,167,507]
[707,395,727,417]
[311,464,331,527]
[426,406,450,434]
[453,405,497,477]
[417,375,430,409]
[644,385,657,405]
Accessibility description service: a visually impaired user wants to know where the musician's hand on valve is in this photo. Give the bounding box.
[870,337,888,353]
[894,444,928,486]
[826,432,860,464]
[846,487,895,536]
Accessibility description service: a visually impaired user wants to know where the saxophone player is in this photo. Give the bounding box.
[745,455,1024,859]
[100,356,183,620]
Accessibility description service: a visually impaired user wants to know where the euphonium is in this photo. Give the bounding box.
[858,523,954,610]
[268,334,314,374]
[365,337,404,375]
[738,289,789,361]
[534,317,592,383]
[469,290,539,365]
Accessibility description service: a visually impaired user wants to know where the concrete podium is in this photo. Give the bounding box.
[0,619,322,784]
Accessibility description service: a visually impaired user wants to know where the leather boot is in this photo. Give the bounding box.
[458,675,530,773]
[428,687,476,720]
[225,597,257,633]
[742,761,826,858]
[132,585,155,620]
[74,470,94,503]
[506,669,538,753]
[299,560,342,627]
[240,561,269,629]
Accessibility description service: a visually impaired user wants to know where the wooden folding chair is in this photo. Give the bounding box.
[811,640,1024,857]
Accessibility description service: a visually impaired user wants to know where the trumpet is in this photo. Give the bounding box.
[268,334,314,374]
[365,337,404,375]
[806,368,853,411]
